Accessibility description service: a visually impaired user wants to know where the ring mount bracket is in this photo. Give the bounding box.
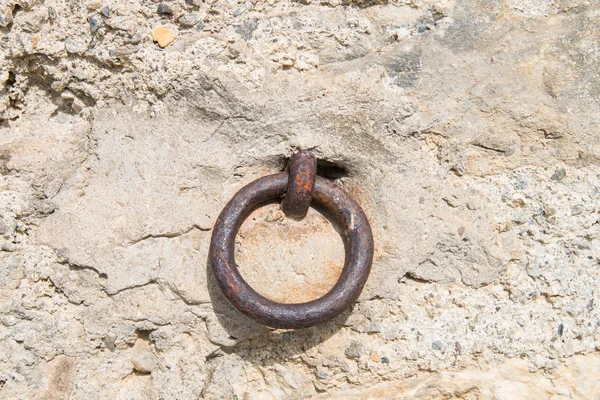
[281,150,317,220]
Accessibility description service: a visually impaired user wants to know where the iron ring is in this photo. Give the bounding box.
[210,173,374,329]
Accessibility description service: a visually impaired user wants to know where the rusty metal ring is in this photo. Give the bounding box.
[210,173,374,329]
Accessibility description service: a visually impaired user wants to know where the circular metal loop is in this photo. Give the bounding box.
[210,173,374,329]
[281,150,317,219]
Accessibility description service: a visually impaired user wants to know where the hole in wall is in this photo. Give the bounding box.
[134,329,154,343]
[5,71,16,89]
[278,154,350,180]
[316,160,349,180]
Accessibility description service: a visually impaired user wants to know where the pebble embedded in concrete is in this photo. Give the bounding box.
[178,13,199,27]
[152,27,175,48]
[88,15,101,33]
[131,349,157,373]
[551,167,567,181]
[157,3,173,15]
[344,341,363,359]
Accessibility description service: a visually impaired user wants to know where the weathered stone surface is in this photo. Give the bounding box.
[325,355,600,399]
[1,0,599,398]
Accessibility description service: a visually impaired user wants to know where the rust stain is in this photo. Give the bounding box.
[237,204,344,304]
[277,260,343,304]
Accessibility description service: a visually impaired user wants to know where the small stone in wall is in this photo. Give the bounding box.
[344,341,363,359]
[0,8,13,27]
[432,340,445,352]
[473,341,484,354]
[131,349,157,373]
[130,33,142,44]
[103,333,117,351]
[152,27,175,48]
[178,13,199,27]
[64,38,80,53]
[558,323,564,337]
[86,1,102,11]
[157,3,173,14]
[280,56,294,68]
[551,167,566,181]
[0,240,16,252]
[371,351,380,362]
[367,322,381,333]
[47,7,57,23]
[88,15,101,33]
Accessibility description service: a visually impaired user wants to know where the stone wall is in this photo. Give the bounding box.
[1,0,599,398]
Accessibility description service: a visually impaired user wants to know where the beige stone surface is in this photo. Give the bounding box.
[325,355,600,399]
[1,0,599,398]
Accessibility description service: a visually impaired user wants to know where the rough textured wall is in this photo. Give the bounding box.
[1,0,599,398]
